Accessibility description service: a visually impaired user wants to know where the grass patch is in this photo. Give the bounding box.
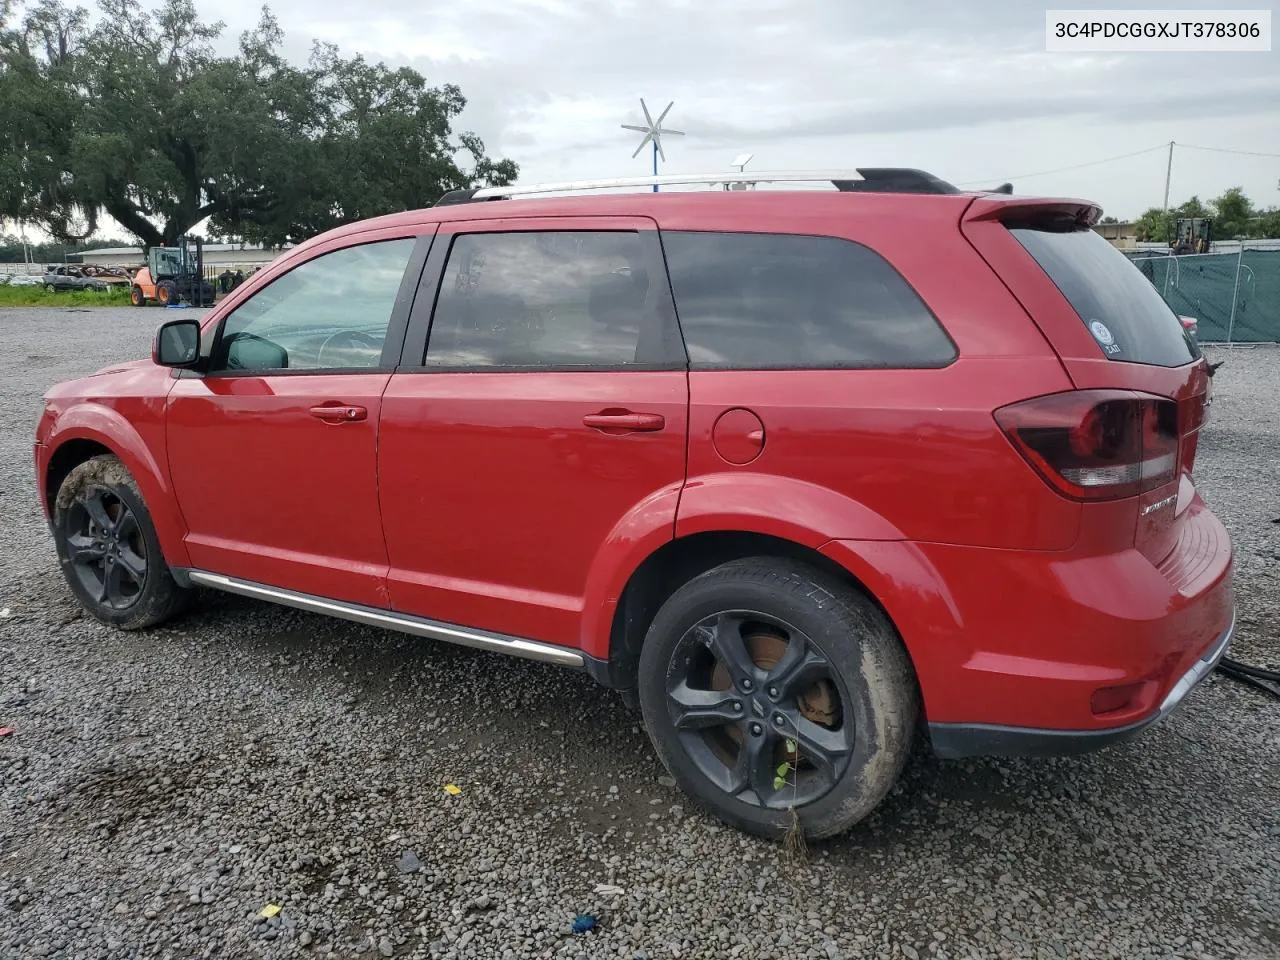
[0,284,134,308]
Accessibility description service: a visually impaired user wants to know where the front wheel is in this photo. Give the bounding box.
[638,558,918,840]
[52,455,191,630]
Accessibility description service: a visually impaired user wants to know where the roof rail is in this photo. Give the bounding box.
[433,168,959,205]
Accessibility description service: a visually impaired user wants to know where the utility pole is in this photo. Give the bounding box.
[1162,140,1175,244]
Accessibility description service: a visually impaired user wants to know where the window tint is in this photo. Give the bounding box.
[213,238,416,373]
[662,231,955,370]
[426,231,658,368]
[1009,225,1198,367]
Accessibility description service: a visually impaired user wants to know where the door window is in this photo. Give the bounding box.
[211,238,417,373]
[425,231,670,368]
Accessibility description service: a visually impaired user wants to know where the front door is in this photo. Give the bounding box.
[165,229,432,608]
[378,218,689,647]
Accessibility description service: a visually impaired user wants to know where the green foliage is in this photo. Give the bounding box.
[1210,187,1255,240]
[0,282,131,305]
[0,0,517,247]
[1133,190,1279,243]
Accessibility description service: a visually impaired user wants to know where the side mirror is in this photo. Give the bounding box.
[153,317,201,368]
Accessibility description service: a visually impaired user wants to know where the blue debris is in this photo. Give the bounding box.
[571,913,598,934]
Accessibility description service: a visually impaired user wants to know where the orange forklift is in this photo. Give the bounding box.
[129,236,216,307]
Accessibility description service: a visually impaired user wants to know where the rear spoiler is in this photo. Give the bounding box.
[963,196,1102,228]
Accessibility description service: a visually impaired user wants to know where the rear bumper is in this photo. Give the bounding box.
[929,612,1234,758]
[820,494,1234,755]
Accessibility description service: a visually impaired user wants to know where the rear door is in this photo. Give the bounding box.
[377,217,688,647]
[963,199,1208,564]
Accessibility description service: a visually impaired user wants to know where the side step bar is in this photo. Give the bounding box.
[185,571,585,669]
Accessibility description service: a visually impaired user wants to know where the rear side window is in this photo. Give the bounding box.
[1009,225,1198,367]
[661,231,956,370]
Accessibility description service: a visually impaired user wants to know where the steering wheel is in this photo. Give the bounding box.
[316,330,382,367]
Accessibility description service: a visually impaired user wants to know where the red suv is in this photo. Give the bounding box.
[34,169,1234,840]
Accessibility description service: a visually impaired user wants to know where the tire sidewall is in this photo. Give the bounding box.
[53,459,170,628]
[639,566,906,839]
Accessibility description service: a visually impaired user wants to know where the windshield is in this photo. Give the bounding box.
[1009,224,1199,367]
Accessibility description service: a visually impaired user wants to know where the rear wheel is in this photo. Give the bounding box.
[130,286,145,306]
[638,558,917,840]
[52,455,191,630]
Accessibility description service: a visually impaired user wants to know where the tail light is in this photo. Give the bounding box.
[995,390,1179,501]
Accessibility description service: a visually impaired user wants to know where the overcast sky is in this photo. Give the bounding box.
[214,0,1278,222]
[26,0,1280,241]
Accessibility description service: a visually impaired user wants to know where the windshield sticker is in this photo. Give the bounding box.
[1089,320,1121,355]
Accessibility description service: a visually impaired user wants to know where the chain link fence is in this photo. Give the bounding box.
[1124,246,1280,343]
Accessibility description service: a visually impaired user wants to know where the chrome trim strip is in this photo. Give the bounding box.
[1158,611,1235,716]
[186,571,585,669]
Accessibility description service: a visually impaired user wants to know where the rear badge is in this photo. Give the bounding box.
[1089,320,1122,355]
[1142,493,1178,517]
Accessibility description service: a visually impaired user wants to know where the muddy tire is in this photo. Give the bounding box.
[130,286,145,306]
[638,558,918,841]
[52,454,190,630]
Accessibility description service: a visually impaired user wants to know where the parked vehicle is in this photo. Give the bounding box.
[130,235,215,306]
[41,265,110,293]
[34,169,1232,840]
[2,273,43,287]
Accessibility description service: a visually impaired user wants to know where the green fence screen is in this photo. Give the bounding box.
[1123,248,1280,343]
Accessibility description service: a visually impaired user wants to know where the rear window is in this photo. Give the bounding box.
[1009,225,1199,367]
[662,231,956,370]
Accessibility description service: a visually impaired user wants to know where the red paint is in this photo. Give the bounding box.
[711,408,765,465]
[165,373,393,609]
[35,185,1233,746]
[378,370,688,647]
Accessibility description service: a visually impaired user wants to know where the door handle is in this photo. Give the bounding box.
[582,411,665,432]
[310,404,367,423]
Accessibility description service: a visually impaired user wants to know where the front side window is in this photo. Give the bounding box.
[212,238,416,373]
[425,231,660,368]
[662,231,956,370]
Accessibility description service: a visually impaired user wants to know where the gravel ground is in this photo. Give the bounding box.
[1,306,1277,960]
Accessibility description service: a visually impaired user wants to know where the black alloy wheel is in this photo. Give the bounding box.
[63,485,149,610]
[666,610,854,809]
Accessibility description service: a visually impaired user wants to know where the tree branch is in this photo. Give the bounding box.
[102,193,162,249]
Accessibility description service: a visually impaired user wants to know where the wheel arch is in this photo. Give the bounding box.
[41,414,191,569]
[591,529,909,694]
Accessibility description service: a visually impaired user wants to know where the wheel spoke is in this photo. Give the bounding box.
[765,637,829,700]
[82,492,113,532]
[117,546,147,585]
[114,509,139,542]
[728,730,777,803]
[91,567,109,603]
[699,614,756,686]
[792,717,853,780]
[66,532,106,565]
[668,682,742,730]
[104,562,129,607]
